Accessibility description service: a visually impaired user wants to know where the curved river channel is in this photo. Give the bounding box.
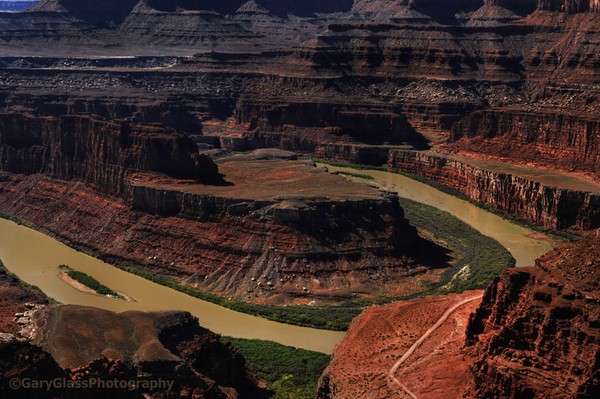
[0,167,556,354]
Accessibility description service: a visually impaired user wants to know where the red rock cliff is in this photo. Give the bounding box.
[466,241,600,398]
[0,114,218,194]
[451,109,600,178]
[388,149,600,229]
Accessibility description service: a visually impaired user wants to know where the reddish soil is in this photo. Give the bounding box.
[318,290,483,399]
[319,240,600,399]
[0,265,47,334]
[134,159,384,201]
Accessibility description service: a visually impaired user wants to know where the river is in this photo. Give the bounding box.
[0,168,555,354]
[324,165,555,267]
[0,218,345,353]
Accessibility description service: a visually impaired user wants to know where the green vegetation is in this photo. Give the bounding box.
[0,167,536,331]
[59,265,123,299]
[314,159,387,171]
[0,259,56,303]
[120,196,515,330]
[398,198,515,292]
[120,265,361,331]
[315,160,578,242]
[0,211,35,229]
[221,337,330,399]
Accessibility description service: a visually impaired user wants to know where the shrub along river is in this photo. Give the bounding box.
[0,167,555,353]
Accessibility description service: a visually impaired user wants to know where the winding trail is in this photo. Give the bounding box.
[388,295,483,398]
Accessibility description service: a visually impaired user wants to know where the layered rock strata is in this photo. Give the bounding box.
[0,114,218,194]
[466,241,600,398]
[0,133,428,301]
[317,240,600,399]
[388,149,600,229]
[451,109,600,178]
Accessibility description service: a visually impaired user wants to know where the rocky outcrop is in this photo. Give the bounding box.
[317,240,599,399]
[466,241,600,398]
[28,0,139,26]
[0,163,428,302]
[0,264,48,335]
[0,336,66,399]
[537,0,599,13]
[1,305,267,398]
[0,114,218,194]
[234,98,420,146]
[388,150,600,229]
[451,109,600,178]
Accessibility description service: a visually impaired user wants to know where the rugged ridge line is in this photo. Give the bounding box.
[466,241,600,398]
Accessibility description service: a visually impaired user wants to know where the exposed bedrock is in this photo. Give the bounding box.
[0,165,425,301]
[537,0,600,13]
[0,265,48,335]
[234,99,421,146]
[316,240,599,399]
[0,114,218,194]
[451,109,600,178]
[0,111,429,302]
[0,336,66,399]
[388,150,600,229]
[1,304,266,398]
[466,241,600,398]
[317,290,483,399]
[215,131,393,165]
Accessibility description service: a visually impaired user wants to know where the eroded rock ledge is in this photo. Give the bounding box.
[466,241,600,398]
[1,304,266,398]
[0,113,218,194]
[388,149,600,229]
[0,114,429,302]
[317,240,599,399]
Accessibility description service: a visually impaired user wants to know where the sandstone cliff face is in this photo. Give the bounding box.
[466,241,600,398]
[451,109,600,178]
[537,0,599,13]
[0,170,425,301]
[388,150,600,229]
[0,114,218,194]
[234,99,419,146]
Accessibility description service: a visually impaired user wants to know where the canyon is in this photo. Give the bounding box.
[0,113,439,303]
[0,1,598,398]
[388,149,600,230]
[318,240,599,399]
